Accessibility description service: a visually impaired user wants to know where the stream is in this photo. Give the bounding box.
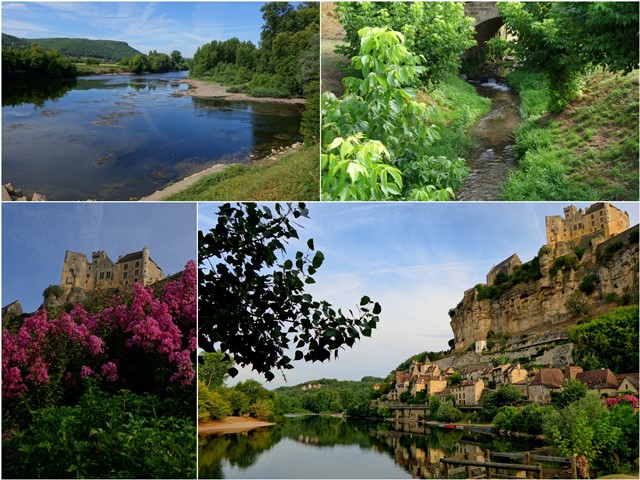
[457,79,521,201]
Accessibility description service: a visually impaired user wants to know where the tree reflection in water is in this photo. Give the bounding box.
[198,416,539,479]
[2,79,76,108]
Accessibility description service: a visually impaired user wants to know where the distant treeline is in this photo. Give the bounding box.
[119,50,189,74]
[2,33,141,62]
[191,2,319,139]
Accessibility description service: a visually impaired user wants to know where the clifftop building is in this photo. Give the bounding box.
[545,202,630,246]
[60,247,164,293]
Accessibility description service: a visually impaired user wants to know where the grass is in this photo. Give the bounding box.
[164,143,319,201]
[75,63,131,75]
[502,69,639,201]
[418,75,492,160]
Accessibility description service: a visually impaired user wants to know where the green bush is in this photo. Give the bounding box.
[549,254,579,277]
[3,385,196,479]
[579,273,599,295]
[598,240,624,264]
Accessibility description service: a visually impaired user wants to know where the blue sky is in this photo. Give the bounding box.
[2,202,196,313]
[198,202,639,388]
[2,2,268,57]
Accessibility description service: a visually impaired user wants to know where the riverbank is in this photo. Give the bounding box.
[199,416,275,436]
[177,79,306,105]
[501,69,639,200]
[151,142,318,201]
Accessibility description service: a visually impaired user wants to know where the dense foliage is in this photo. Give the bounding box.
[2,261,197,478]
[120,50,188,74]
[568,306,639,373]
[3,46,78,80]
[335,2,475,89]
[322,27,469,201]
[198,203,381,382]
[475,257,542,301]
[191,3,318,99]
[499,2,640,111]
[275,377,382,414]
[1,33,142,61]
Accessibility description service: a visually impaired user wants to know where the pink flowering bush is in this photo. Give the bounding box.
[604,395,639,408]
[2,261,196,420]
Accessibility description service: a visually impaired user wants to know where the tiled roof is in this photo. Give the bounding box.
[530,368,564,388]
[576,369,618,390]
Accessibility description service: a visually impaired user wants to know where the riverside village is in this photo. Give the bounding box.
[198,202,639,480]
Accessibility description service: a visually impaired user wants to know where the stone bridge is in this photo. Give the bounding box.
[464,2,504,57]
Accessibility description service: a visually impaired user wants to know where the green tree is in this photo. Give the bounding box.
[552,378,588,408]
[198,351,235,388]
[198,203,381,381]
[568,306,639,372]
[335,2,476,89]
[129,53,149,74]
[499,2,639,112]
[429,394,441,419]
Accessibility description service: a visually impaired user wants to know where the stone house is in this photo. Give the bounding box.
[564,365,584,381]
[450,379,485,406]
[502,364,528,385]
[388,371,412,400]
[576,369,619,397]
[528,368,564,404]
[60,247,164,293]
[616,374,639,395]
[486,254,522,285]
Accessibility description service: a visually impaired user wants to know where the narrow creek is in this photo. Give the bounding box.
[457,79,521,201]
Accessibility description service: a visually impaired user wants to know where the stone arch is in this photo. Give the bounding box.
[463,2,504,58]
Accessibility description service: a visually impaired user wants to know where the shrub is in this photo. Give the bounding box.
[549,254,579,276]
[598,240,624,263]
[579,273,598,295]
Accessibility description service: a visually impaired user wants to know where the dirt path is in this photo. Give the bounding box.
[176,79,306,105]
[199,416,275,436]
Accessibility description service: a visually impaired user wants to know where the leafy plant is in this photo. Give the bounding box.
[321,134,403,200]
[322,27,468,200]
[198,203,381,381]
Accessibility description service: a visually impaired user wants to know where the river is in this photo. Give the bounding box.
[457,79,521,201]
[2,71,302,200]
[199,416,567,479]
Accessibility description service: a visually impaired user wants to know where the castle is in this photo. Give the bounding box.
[545,202,630,246]
[60,247,164,293]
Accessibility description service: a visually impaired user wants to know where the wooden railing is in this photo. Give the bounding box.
[439,449,577,479]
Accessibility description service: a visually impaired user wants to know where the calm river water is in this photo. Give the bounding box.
[2,71,302,200]
[199,416,553,479]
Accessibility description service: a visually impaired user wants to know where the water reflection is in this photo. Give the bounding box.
[2,71,302,200]
[198,416,540,479]
[2,79,76,108]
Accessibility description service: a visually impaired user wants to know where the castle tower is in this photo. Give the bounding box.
[545,203,630,246]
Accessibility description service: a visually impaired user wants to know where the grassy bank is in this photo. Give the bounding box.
[75,63,132,75]
[164,143,319,201]
[502,69,639,200]
[418,75,492,160]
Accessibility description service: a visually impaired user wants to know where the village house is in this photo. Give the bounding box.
[616,374,639,395]
[502,364,528,385]
[528,368,564,403]
[576,369,619,397]
[450,379,485,406]
[388,371,412,401]
[564,365,584,381]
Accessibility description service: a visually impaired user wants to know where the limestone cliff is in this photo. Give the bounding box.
[450,226,638,352]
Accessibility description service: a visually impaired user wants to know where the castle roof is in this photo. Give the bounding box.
[585,202,606,215]
[488,253,522,277]
[117,251,144,263]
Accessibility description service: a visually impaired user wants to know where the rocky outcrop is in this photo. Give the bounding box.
[450,226,639,352]
[3,183,47,201]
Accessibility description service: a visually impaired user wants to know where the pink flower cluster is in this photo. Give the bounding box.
[2,261,196,399]
[604,395,639,408]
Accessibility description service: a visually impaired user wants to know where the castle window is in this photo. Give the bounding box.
[106,272,111,279]
[99,272,104,279]
[134,269,139,276]
[135,261,140,267]
[124,272,128,278]
[86,274,90,278]
[124,264,128,270]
